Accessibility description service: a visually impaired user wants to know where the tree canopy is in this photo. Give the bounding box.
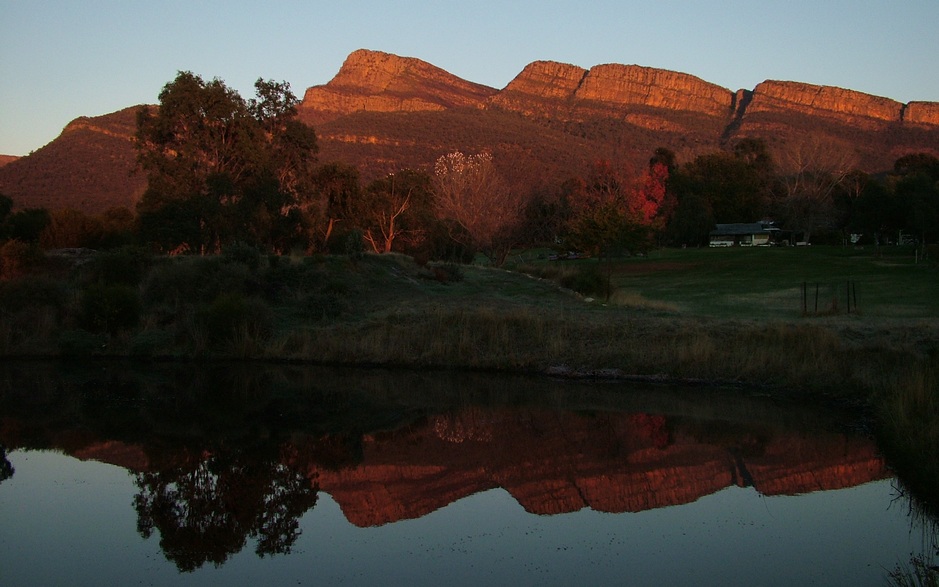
[135,72,318,253]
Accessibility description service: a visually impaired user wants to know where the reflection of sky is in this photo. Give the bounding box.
[0,450,924,586]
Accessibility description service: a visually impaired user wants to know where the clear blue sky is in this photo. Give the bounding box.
[2,0,937,156]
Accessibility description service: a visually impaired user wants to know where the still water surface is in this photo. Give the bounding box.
[0,362,934,586]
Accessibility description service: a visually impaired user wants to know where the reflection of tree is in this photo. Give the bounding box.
[0,444,14,484]
[133,448,318,572]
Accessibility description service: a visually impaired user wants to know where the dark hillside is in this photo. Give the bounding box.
[0,106,145,213]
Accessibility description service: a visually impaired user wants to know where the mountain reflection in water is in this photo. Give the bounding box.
[0,362,891,574]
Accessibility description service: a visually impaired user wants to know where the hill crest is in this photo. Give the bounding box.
[1,48,937,213]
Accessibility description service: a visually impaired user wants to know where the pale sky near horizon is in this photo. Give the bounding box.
[1,0,937,156]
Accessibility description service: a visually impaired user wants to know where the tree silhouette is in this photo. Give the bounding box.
[0,444,14,485]
[133,448,318,572]
[135,72,318,253]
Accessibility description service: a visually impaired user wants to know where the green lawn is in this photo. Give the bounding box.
[579,246,939,319]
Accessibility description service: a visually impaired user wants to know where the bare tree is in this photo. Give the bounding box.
[357,171,431,254]
[777,138,856,243]
[432,151,527,265]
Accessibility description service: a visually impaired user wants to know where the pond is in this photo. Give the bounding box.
[0,362,935,586]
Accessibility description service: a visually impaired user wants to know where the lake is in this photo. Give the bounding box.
[0,361,935,586]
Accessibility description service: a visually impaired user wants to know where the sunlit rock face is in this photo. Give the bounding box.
[745,80,904,128]
[489,60,735,131]
[575,64,734,117]
[299,49,497,124]
[905,101,939,126]
[487,60,589,116]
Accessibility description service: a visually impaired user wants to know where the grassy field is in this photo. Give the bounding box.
[509,245,939,320]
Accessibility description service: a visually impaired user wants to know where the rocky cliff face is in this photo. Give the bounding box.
[576,64,734,117]
[743,80,904,129]
[489,60,735,133]
[299,49,497,124]
[487,60,589,116]
[905,101,939,125]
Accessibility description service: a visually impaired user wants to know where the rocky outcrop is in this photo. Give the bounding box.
[743,80,904,128]
[299,49,497,124]
[576,64,734,117]
[487,60,589,116]
[904,101,939,126]
[489,60,735,132]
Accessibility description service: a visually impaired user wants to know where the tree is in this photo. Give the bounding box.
[665,141,776,246]
[39,209,104,249]
[0,193,12,227]
[357,170,433,254]
[519,185,573,248]
[309,162,361,250]
[0,444,13,485]
[3,208,51,244]
[894,169,939,245]
[432,151,526,265]
[566,159,655,256]
[135,72,318,253]
[775,138,855,243]
[893,152,939,180]
[134,452,318,572]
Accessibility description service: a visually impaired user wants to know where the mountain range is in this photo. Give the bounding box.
[2,48,937,213]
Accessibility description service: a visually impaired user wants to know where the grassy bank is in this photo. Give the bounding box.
[2,244,938,505]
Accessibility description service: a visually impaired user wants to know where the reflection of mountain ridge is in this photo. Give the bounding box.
[304,408,886,526]
[0,362,887,565]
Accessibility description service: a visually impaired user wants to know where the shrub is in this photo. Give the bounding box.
[221,241,262,272]
[0,240,44,279]
[344,230,365,261]
[559,264,612,298]
[58,329,109,356]
[198,293,272,349]
[89,246,153,286]
[0,275,67,314]
[143,256,250,307]
[130,329,175,356]
[79,283,142,334]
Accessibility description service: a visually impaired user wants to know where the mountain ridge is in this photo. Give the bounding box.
[1,48,937,213]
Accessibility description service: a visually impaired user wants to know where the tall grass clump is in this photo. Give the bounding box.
[877,357,939,508]
[292,305,566,369]
[197,292,273,356]
[887,554,939,587]
[85,245,153,286]
[0,275,67,354]
[77,282,142,337]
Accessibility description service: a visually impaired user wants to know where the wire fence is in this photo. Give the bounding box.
[801,281,859,315]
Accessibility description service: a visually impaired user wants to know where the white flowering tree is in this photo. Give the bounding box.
[432,151,526,265]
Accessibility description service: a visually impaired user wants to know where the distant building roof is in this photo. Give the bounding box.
[710,222,779,236]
